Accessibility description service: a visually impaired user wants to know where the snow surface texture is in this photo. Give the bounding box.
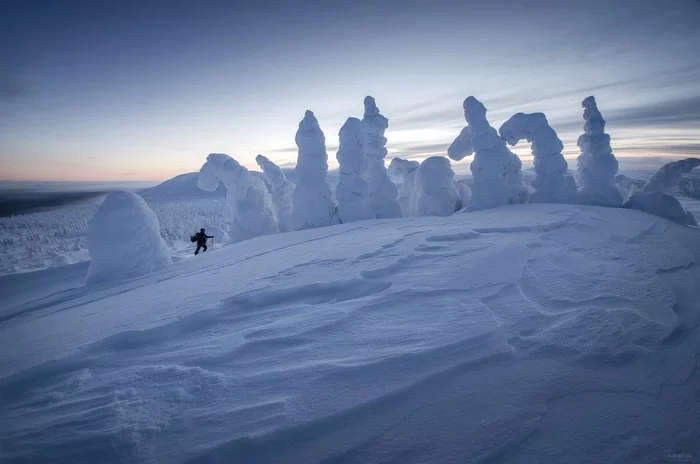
[255,155,295,232]
[388,157,419,216]
[623,191,692,226]
[410,156,461,217]
[576,96,623,207]
[198,154,279,243]
[362,96,402,219]
[85,191,171,285]
[641,158,700,194]
[335,118,375,223]
[500,113,577,204]
[291,111,338,230]
[459,97,529,210]
[2,203,699,463]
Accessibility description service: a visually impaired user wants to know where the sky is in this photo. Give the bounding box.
[1,0,699,182]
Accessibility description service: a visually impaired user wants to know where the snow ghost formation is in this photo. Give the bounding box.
[292,110,337,230]
[335,117,375,223]
[255,154,295,232]
[388,158,419,216]
[85,191,171,285]
[457,96,528,211]
[641,158,700,193]
[410,156,461,217]
[499,112,577,204]
[623,191,692,226]
[198,153,279,242]
[576,96,623,207]
[362,96,403,219]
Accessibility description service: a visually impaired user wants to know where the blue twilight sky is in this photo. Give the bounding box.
[1,0,699,181]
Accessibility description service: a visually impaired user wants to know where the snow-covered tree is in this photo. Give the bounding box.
[335,117,375,223]
[85,191,171,285]
[623,191,693,226]
[576,96,622,207]
[255,154,295,232]
[455,96,528,211]
[292,110,337,230]
[198,153,279,243]
[500,112,577,204]
[362,96,402,218]
[641,158,700,193]
[388,157,419,216]
[410,156,461,217]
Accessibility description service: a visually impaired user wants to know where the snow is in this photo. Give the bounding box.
[388,157,419,216]
[255,155,295,232]
[84,191,172,285]
[292,111,338,230]
[499,112,577,204]
[623,191,692,226]
[641,158,700,193]
[458,97,528,211]
[409,156,461,216]
[2,202,699,463]
[447,126,473,161]
[140,172,226,201]
[199,154,279,242]
[576,96,623,207]
[334,117,375,223]
[362,96,402,219]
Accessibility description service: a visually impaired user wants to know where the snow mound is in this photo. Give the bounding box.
[641,158,700,193]
[576,96,623,207]
[140,173,227,201]
[410,156,461,216]
[362,96,402,219]
[388,158,419,216]
[623,191,691,226]
[85,191,171,285]
[256,155,295,232]
[199,154,279,242]
[292,111,338,230]
[335,118,375,223]
[500,112,577,204]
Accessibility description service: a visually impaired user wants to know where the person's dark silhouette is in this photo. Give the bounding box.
[194,228,213,255]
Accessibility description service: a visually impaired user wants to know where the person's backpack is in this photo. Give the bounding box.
[190,234,198,243]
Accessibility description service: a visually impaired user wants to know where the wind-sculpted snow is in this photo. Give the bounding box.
[292,111,338,230]
[576,96,623,207]
[623,191,692,226]
[335,118,375,223]
[199,154,279,242]
[458,97,529,210]
[388,157,419,216]
[2,203,699,463]
[256,155,295,232]
[410,156,461,216]
[641,158,700,194]
[362,96,403,219]
[85,191,171,285]
[500,112,577,204]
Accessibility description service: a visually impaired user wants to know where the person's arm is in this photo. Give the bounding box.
[207,235,214,238]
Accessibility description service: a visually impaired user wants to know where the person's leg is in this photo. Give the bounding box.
[202,243,208,252]
[195,244,201,255]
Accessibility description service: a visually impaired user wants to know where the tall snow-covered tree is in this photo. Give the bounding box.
[335,117,375,223]
[410,156,461,217]
[388,158,420,216]
[256,154,295,232]
[641,158,700,193]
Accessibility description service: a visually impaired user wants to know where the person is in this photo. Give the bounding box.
[193,228,213,255]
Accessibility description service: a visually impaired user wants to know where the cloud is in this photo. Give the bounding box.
[605,96,700,129]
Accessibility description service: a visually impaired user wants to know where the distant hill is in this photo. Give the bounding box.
[139,172,227,201]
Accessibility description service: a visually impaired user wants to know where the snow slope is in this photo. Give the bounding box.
[139,173,226,201]
[1,204,699,463]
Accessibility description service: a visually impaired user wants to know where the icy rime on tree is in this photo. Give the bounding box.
[388,158,419,216]
[410,156,461,217]
[576,96,623,207]
[641,158,700,193]
[291,110,337,230]
[500,113,577,204]
[256,154,295,232]
[198,153,279,243]
[85,191,171,285]
[335,117,375,223]
[362,96,402,218]
[456,96,528,211]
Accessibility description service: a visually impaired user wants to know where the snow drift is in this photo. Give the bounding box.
[362,96,402,219]
[500,112,577,204]
[623,191,693,226]
[576,96,622,207]
[85,191,171,285]
[256,155,295,232]
[291,111,337,230]
[641,158,700,194]
[410,156,461,217]
[335,118,375,223]
[198,154,279,242]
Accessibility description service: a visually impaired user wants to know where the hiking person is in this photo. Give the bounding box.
[192,228,213,255]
